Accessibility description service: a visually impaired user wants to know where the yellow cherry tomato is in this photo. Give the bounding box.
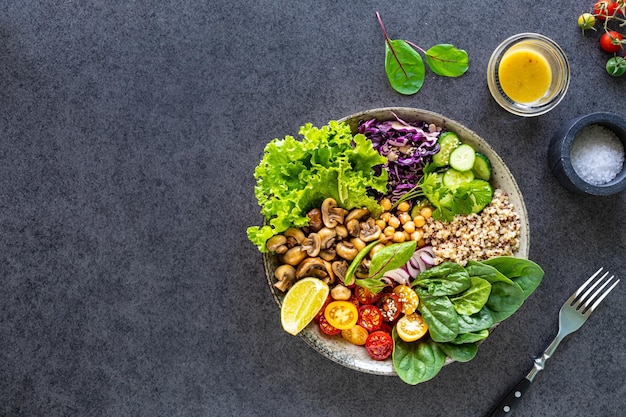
[396,313,429,342]
[392,285,420,315]
[324,301,358,330]
[341,325,369,345]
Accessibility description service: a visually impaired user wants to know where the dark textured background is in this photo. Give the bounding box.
[0,1,624,416]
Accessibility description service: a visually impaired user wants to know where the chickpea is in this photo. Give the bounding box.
[393,231,406,243]
[411,230,424,241]
[383,226,395,237]
[413,215,426,227]
[380,212,392,223]
[331,285,352,301]
[376,219,387,230]
[417,238,426,247]
[380,198,392,212]
[403,221,416,234]
[388,215,401,229]
[369,242,386,258]
[398,212,412,225]
[396,201,410,212]
[420,206,433,219]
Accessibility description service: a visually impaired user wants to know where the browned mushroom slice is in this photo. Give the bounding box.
[355,258,371,278]
[317,227,336,249]
[281,246,307,266]
[359,218,382,242]
[331,260,348,284]
[336,241,359,261]
[284,228,306,247]
[295,258,335,284]
[319,248,336,262]
[345,208,370,223]
[307,208,323,232]
[301,233,321,257]
[273,264,297,292]
[321,198,347,228]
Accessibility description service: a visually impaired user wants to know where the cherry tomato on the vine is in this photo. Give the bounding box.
[578,12,596,30]
[606,56,626,76]
[365,331,394,361]
[600,30,623,53]
[594,0,617,20]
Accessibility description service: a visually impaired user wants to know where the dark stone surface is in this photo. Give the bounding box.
[0,1,624,416]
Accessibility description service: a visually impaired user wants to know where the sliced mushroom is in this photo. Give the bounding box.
[307,208,323,232]
[355,258,371,278]
[295,258,335,284]
[273,264,296,292]
[301,233,321,257]
[359,218,382,242]
[319,248,336,262]
[281,246,307,266]
[284,228,305,247]
[336,241,359,261]
[350,237,366,252]
[321,198,347,228]
[335,224,349,239]
[266,235,288,254]
[331,260,348,284]
[346,218,361,237]
[317,227,336,249]
[345,207,370,223]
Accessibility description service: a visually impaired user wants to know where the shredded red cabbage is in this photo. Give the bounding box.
[358,113,442,202]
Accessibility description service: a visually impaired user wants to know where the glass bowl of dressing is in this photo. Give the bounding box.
[487,33,570,117]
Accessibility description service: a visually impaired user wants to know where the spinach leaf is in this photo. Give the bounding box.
[417,292,459,342]
[392,331,447,385]
[451,329,489,344]
[457,307,495,333]
[413,262,470,296]
[482,257,544,300]
[437,342,478,363]
[424,44,469,77]
[450,277,491,315]
[384,39,425,95]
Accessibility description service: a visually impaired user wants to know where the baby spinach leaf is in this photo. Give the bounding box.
[437,342,478,363]
[417,292,459,342]
[392,331,446,385]
[425,44,469,77]
[482,257,544,300]
[457,307,495,333]
[413,262,470,296]
[385,39,425,95]
[450,277,491,316]
[450,329,489,344]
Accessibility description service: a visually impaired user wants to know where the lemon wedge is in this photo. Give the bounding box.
[280,277,329,336]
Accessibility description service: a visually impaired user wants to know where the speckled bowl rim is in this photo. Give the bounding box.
[548,112,626,195]
[263,107,530,376]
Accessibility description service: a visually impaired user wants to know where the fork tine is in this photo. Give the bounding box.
[575,270,610,308]
[586,277,619,314]
[567,267,604,305]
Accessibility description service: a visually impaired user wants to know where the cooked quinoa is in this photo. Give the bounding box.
[422,189,521,266]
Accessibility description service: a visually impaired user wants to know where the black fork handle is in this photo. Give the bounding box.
[486,377,532,417]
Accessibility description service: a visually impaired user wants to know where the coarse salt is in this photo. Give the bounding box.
[570,124,625,186]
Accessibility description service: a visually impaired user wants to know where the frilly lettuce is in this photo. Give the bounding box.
[247,121,388,252]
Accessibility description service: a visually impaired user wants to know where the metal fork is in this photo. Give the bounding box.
[487,267,619,417]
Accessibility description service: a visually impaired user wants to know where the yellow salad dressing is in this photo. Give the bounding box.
[498,48,552,103]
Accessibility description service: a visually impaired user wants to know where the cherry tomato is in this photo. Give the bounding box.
[594,0,617,20]
[396,313,429,342]
[324,301,359,330]
[577,13,596,30]
[378,322,393,334]
[347,294,360,309]
[392,285,420,315]
[341,324,369,345]
[354,286,382,305]
[378,293,403,322]
[600,31,623,53]
[606,56,626,76]
[318,314,341,336]
[365,331,394,360]
[358,304,383,332]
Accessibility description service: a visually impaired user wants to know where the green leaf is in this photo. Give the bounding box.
[437,341,478,362]
[385,39,425,95]
[417,292,459,342]
[413,262,471,296]
[392,331,447,385]
[369,240,417,279]
[425,44,469,77]
[344,239,381,287]
[451,277,492,315]
[482,257,544,300]
[450,329,489,344]
[457,307,495,333]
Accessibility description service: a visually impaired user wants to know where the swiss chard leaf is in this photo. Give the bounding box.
[417,292,459,343]
[369,240,417,279]
[425,44,469,77]
[392,331,447,385]
[385,39,425,95]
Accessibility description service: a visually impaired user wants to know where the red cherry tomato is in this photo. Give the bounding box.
[314,295,333,323]
[378,293,403,322]
[365,331,394,360]
[354,286,383,305]
[600,31,623,53]
[318,314,341,336]
[358,304,383,332]
[594,0,617,20]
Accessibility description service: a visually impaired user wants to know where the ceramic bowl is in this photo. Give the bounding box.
[263,107,530,375]
[548,112,626,196]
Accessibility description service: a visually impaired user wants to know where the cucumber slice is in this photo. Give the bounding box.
[470,180,494,213]
[449,144,476,172]
[443,168,475,189]
[472,152,492,181]
[432,132,461,166]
